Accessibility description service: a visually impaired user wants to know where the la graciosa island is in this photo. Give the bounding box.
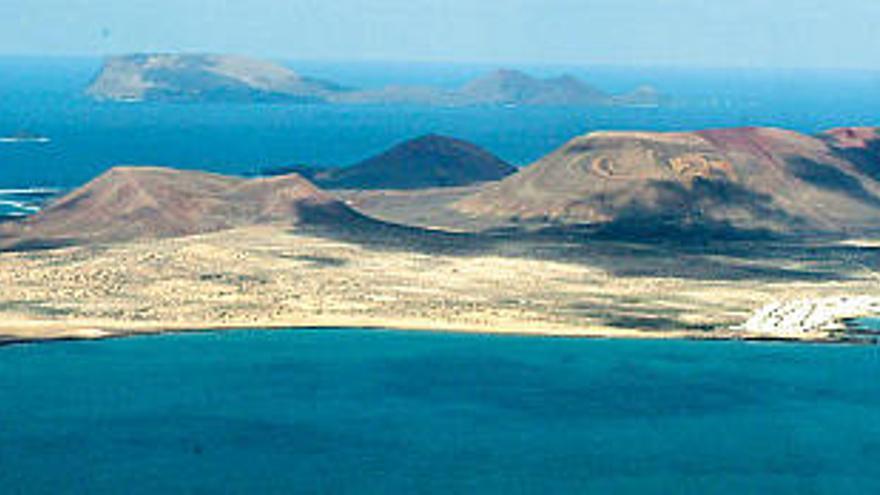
[1,122,879,344]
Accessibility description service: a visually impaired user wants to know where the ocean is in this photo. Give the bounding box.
[1,329,879,494]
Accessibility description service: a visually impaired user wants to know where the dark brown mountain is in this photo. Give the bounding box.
[454,127,880,235]
[0,166,366,249]
[270,134,516,190]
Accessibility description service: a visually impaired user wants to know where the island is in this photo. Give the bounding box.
[1,126,878,345]
[86,53,665,107]
[85,53,344,103]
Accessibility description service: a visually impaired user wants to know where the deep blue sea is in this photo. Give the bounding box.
[1,329,879,494]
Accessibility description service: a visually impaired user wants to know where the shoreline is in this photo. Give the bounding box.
[0,316,849,349]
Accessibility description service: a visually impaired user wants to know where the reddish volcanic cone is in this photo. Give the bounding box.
[455,127,880,235]
[0,166,367,249]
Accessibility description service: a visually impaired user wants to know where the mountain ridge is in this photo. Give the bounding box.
[6,126,877,249]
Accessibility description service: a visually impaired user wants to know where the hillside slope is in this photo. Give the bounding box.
[0,167,366,249]
[454,127,880,235]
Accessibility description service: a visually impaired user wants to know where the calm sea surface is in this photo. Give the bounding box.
[1,329,879,494]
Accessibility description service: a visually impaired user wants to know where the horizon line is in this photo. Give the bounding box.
[2,52,880,74]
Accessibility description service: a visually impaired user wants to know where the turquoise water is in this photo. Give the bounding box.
[1,329,879,494]
[0,189,55,219]
[855,317,880,330]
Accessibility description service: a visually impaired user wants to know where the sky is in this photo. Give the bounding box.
[2,0,879,70]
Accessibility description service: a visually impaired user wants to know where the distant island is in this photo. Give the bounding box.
[85,54,345,103]
[86,53,665,106]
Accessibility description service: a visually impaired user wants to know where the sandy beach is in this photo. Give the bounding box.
[1,224,876,345]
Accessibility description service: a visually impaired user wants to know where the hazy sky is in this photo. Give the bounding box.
[2,0,878,69]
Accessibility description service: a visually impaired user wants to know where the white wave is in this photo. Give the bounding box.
[0,188,62,195]
[0,137,51,144]
[0,200,41,212]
